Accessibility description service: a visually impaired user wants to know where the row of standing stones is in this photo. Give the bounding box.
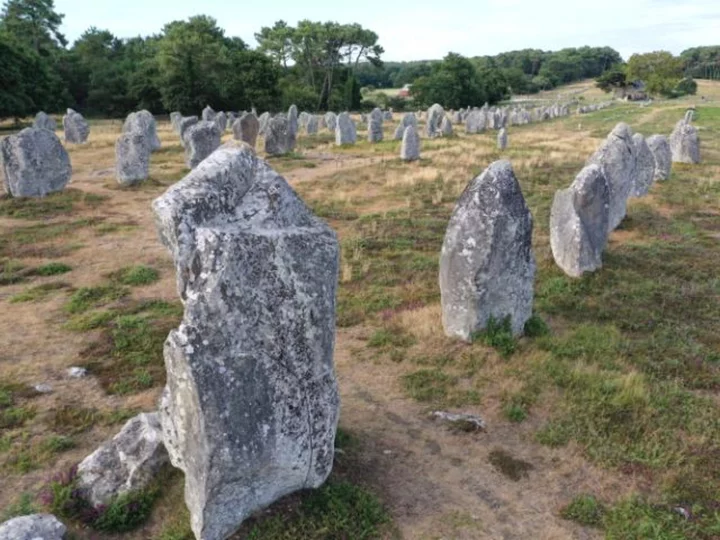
[0,105,701,540]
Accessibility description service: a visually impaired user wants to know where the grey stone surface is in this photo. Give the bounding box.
[550,164,610,278]
[587,123,636,233]
[631,133,655,197]
[400,125,420,161]
[335,112,356,145]
[33,111,56,132]
[324,112,337,132]
[152,142,340,540]
[202,105,217,122]
[258,112,271,136]
[368,108,384,142]
[0,514,66,540]
[426,104,445,138]
[77,413,169,507]
[264,115,294,155]
[63,109,89,144]
[306,115,318,135]
[179,116,199,148]
[215,112,228,132]
[440,116,453,136]
[184,121,221,169]
[170,112,182,134]
[233,113,260,149]
[1,128,71,197]
[384,110,393,121]
[116,132,150,186]
[440,160,535,340]
[647,134,671,181]
[670,118,700,164]
[465,110,486,134]
[497,128,508,150]
[123,110,161,152]
[288,104,299,145]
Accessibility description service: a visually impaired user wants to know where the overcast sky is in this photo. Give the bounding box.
[55,0,720,61]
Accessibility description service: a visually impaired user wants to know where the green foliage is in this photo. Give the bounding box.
[35,262,72,276]
[0,189,107,219]
[10,281,69,303]
[64,285,128,314]
[93,490,157,532]
[2,493,37,521]
[627,51,686,97]
[473,316,516,358]
[680,46,720,80]
[596,66,628,93]
[345,74,362,111]
[109,265,160,286]
[560,495,606,527]
[524,314,549,338]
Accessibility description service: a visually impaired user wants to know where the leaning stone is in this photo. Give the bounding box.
[233,113,260,149]
[33,111,56,132]
[440,160,535,340]
[670,119,700,164]
[646,135,671,181]
[335,112,356,145]
[497,128,508,150]
[550,164,610,278]
[152,142,340,540]
[587,123,636,233]
[400,125,420,161]
[202,105,216,122]
[123,110,161,152]
[426,103,445,138]
[1,128,71,197]
[178,116,199,148]
[63,109,90,144]
[184,121,221,169]
[264,115,293,156]
[77,413,168,508]
[116,132,151,186]
[0,514,66,540]
[631,134,655,197]
[368,108,384,143]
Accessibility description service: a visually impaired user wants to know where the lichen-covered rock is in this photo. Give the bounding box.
[335,112,356,145]
[77,413,168,507]
[670,119,700,164]
[465,109,486,134]
[63,109,89,144]
[179,116,199,148]
[631,133,655,197]
[287,104,299,145]
[426,104,445,138]
[123,110,161,152]
[202,105,216,122]
[152,142,340,540]
[115,132,150,186]
[587,123,636,233]
[440,116,453,136]
[258,112,271,136]
[214,112,228,132]
[440,160,535,340]
[368,108,384,142]
[647,134,671,181]
[0,514,66,540]
[550,165,610,278]
[184,121,221,169]
[264,115,294,156]
[400,125,420,161]
[306,115,318,135]
[324,112,337,132]
[1,128,71,197]
[33,111,56,132]
[497,128,508,150]
[233,113,259,149]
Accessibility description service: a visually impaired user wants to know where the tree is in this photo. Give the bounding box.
[0,0,66,54]
[627,51,685,97]
[344,74,361,110]
[596,66,627,93]
[255,20,293,69]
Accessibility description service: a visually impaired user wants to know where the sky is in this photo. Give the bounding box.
[55,0,720,61]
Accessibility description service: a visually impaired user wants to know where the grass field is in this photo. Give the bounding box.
[0,81,718,539]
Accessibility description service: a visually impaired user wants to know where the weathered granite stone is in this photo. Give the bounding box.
[258,112,271,136]
[440,160,535,340]
[587,123,636,233]
[116,132,150,186]
[335,112,356,145]
[400,125,420,161]
[324,112,337,132]
[179,116,199,148]
[631,133,655,197]
[393,123,404,140]
[233,113,259,149]
[171,112,183,134]
[440,116,453,136]
[670,119,700,164]
[647,134,671,181]
[497,128,508,150]
[63,109,89,144]
[77,413,169,507]
[0,514,66,540]
[306,115,318,135]
[184,121,221,169]
[202,105,216,122]
[1,128,71,197]
[426,104,445,138]
[384,110,393,121]
[33,111,56,132]
[264,115,294,155]
[123,110,161,152]
[550,164,610,278]
[288,104,299,145]
[465,109,485,134]
[152,142,340,540]
[215,112,228,132]
[368,108,384,142]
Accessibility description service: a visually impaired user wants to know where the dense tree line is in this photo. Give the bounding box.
[681,46,720,80]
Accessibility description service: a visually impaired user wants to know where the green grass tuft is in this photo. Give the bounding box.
[560,494,606,527]
[109,265,160,286]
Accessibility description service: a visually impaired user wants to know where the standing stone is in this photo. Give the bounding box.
[171,112,183,134]
[497,128,508,150]
[1,128,71,197]
[264,115,294,156]
[426,104,445,138]
[452,111,462,124]
[63,109,90,144]
[646,135,671,181]
[227,112,237,127]
[400,125,420,161]
[335,112,356,145]
[77,413,169,507]
[33,111,56,132]
[116,132,150,186]
[233,113,260,149]
[258,112,271,136]
[440,160,535,340]
[0,514,66,540]
[440,116,453,136]
[368,108,384,143]
[215,112,228,133]
[184,121,221,169]
[587,123,636,233]
[670,119,700,164]
[288,104,299,145]
[202,105,217,122]
[152,142,340,540]
[306,115,319,135]
[179,116,199,148]
[631,133,655,197]
[324,112,337,132]
[384,110,393,121]
[465,110,486,134]
[393,123,405,141]
[550,165,610,278]
[123,110,161,152]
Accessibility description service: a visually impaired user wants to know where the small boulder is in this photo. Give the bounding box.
[335,112,356,145]
[0,514,66,540]
[647,135,671,181]
[116,132,150,186]
[670,119,700,164]
[184,121,221,169]
[368,108,384,143]
[497,128,508,150]
[400,125,420,161]
[62,109,89,144]
[33,112,56,132]
[123,110,161,152]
